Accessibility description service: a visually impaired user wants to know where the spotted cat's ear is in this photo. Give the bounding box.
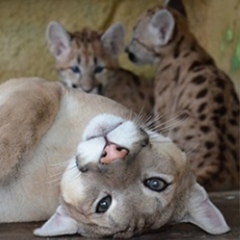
[149,9,175,46]
[182,183,230,235]
[101,22,125,57]
[47,21,71,57]
[164,0,187,17]
[34,205,78,237]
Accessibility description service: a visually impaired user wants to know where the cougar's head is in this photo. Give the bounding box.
[35,114,229,238]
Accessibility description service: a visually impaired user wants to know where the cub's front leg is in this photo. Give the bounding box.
[0,78,62,183]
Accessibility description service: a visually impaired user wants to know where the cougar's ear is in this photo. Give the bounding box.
[164,0,187,17]
[101,22,125,57]
[47,21,71,57]
[34,205,78,237]
[149,9,175,46]
[182,183,230,235]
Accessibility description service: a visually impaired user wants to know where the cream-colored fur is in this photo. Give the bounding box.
[0,78,229,238]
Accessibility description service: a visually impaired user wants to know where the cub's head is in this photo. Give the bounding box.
[35,114,229,238]
[47,21,125,92]
[126,0,189,65]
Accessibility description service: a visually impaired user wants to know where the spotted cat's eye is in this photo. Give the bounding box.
[96,195,112,214]
[94,66,104,74]
[144,177,169,192]
[70,66,81,74]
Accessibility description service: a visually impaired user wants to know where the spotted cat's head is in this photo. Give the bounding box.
[34,114,229,238]
[126,0,189,65]
[47,21,125,93]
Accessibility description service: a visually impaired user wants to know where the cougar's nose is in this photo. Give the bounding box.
[100,143,129,164]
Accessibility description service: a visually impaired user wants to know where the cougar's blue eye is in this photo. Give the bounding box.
[144,178,169,192]
[94,66,104,74]
[70,66,80,74]
[96,195,112,214]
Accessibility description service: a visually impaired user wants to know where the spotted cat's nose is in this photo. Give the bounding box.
[72,84,78,89]
[127,51,138,63]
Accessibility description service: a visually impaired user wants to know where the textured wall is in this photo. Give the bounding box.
[0,0,239,96]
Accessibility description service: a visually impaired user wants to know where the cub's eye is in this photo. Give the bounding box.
[96,195,112,214]
[94,66,104,74]
[70,66,81,74]
[144,178,169,192]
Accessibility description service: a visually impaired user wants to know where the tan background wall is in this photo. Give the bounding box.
[0,0,239,96]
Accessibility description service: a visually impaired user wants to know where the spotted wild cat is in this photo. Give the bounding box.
[126,0,240,191]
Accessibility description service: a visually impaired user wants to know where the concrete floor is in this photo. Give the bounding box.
[0,191,239,240]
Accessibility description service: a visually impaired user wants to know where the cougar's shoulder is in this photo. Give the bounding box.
[0,77,63,183]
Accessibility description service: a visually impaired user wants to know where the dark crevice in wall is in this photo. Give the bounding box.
[100,0,122,31]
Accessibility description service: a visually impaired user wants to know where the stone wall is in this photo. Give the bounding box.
[0,0,239,96]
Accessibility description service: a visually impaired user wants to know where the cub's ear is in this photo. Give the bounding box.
[46,21,71,57]
[149,9,175,46]
[34,205,78,237]
[182,183,230,235]
[101,22,125,57]
[164,0,187,17]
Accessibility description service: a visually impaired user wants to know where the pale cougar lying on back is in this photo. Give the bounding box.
[0,78,229,238]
